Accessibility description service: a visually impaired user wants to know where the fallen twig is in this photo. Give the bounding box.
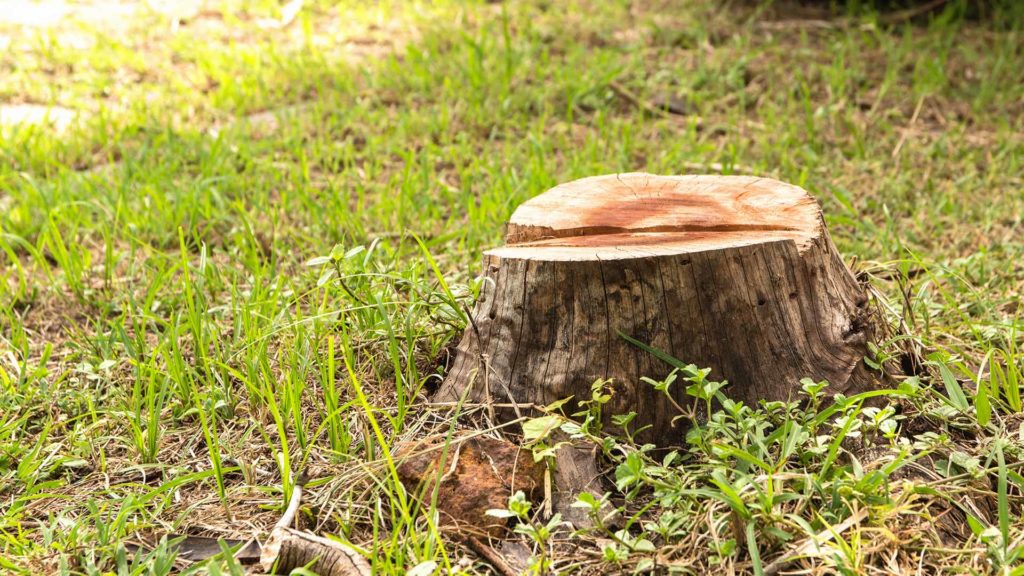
[608,80,702,128]
[880,0,949,25]
[260,476,371,576]
[465,536,520,576]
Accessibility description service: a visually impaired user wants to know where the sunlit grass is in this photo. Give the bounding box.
[0,0,1022,573]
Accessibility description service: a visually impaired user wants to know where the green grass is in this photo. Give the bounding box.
[1,0,1023,573]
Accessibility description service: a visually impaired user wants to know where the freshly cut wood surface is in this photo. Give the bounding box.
[499,174,821,259]
[437,173,876,446]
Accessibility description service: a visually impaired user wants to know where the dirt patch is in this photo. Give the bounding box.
[396,435,545,538]
[0,104,80,132]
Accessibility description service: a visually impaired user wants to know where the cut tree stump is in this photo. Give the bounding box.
[436,173,876,445]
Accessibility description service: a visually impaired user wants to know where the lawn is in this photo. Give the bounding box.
[1,0,1022,574]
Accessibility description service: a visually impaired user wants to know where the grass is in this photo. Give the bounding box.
[0,0,1022,573]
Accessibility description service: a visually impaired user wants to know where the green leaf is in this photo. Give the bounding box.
[1007,358,1022,412]
[328,243,347,260]
[711,443,773,473]
[572,492,599,509]
[997,442,1010,547]
[938,363,969,411]
[950,451,981,476]
[522,415,562,444]
[317,267,335,287]
[992,360,1008,409]
[342,245,366,260]
[304,255,331,266]
[706,472,751,519]
[633,538,655,552]
[615,452,644,491]
[746,522,764,576]
[966,514,986,537]
[617,331,697,376]
[975,377,991,426]
[413,234,467,324]
[543,396,573,412]
[994,357,1022,413]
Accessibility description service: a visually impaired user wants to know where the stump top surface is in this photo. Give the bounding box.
[490,173,822,261]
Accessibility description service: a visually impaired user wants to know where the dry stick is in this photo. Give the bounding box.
[891,95,926,168]
[608,80,674,119]
[923,458,1024,488]
[276,477,306,531]
[755,0,948,32]
[762,508,869,576]
[465,536,520,576]
[755,19,841,31]
[260,477,371,576]
[608,80,707,129]
[880,0,950,25]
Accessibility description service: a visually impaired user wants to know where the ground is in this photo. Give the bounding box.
[0,0,1022,574]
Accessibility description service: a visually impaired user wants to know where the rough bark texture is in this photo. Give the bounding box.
[550,437,615,528]
[436,173,875,445]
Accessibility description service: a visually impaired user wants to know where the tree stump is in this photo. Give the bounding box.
[436,173,876,444]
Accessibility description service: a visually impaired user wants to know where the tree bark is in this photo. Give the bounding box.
[436,173,876,445]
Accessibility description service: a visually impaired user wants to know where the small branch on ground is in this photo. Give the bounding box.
[260,476,371,576]
[465,536,520,576]
[608,80,701,128]
[880,0,950,25]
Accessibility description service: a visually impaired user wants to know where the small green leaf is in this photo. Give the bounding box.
[317,267,335,287]
[543,396,573,412]
[572,492,599,509]
[950,451,981,476]
[633,538,655,552]
[938,363,969,411]
[997,442,1010,546]
[342,245,366,260]
[328,243,346,260]
[305,255,331,266]
[975,377,991,426]
[746,522,763,576]
[522,415,562,444]
[966,514,986,537]
[618,331,697,376]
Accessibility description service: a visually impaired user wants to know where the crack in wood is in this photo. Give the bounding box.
[507,223,807,247]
